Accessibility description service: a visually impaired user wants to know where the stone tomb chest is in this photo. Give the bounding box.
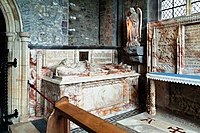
[42,62,140,118]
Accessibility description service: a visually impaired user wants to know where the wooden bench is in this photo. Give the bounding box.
[46,96,127,133]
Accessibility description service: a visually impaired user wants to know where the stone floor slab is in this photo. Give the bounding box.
[117,112,199,133]
[9,122,40,133]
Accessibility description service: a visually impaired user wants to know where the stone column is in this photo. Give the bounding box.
[36,50,43,116]
[19,32,30,121]
[149,79,156,115]
[6,32,16,115]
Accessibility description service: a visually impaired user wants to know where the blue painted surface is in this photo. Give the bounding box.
[149,72,200,80]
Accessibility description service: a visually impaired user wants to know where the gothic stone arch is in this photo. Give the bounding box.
[0,0,30,122]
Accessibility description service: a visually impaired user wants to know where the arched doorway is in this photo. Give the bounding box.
[0,9,8,131]
[0,0,30,126]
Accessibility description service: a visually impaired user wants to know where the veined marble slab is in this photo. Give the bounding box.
[42,72,140,118]
[43,72,139,85]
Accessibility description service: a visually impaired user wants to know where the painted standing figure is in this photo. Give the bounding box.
[126,7,142,47]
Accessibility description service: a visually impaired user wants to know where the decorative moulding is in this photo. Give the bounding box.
[147,72,200,86]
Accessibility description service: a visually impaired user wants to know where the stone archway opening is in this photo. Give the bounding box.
[0,0,30,126]
[0,8,7,52]
[0,8,9,130]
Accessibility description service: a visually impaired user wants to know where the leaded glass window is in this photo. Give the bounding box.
[161,0,200,20]
[161,0,186,19]
[191,0,200,14]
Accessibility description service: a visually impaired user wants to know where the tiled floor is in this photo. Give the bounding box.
[9,109,200,133]
[71,109,141,133]
[8,109,141,133]
[117,111,200,133]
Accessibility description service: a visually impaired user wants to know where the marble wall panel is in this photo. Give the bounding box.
[81,79,124,111]
[182,24,200,74]
[147,21,179,73]
[91,50,116,64]
[60,84,81,106]
[42,81,60,117]
[43,50,75,68]
[148,14,200,74]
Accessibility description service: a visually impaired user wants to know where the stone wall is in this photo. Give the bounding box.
[99,0,117,46]
[68,0,99,45]
[16,0,100,46]
[155,81,200,120]
[16,0,68,46]
[16,0,148,47]
[169,83,200,119]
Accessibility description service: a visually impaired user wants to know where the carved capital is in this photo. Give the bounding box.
[6,32,16,42]
[19,32,30,42]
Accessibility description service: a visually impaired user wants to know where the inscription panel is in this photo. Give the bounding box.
[183,24,200,74]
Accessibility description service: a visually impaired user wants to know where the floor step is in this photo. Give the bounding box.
[9,122,39,133]
[9,119,47,133]
[117,112,200,133]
